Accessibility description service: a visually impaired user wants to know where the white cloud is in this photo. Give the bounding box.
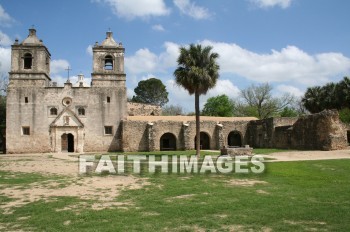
[127,88,135,99]
[0,5,15,27]
[100,0,170,20]
[159,42,180,68]
[276,84,304,97]
[125,42,180,74]
[250,0,292,9]
[50,59,70,75]
[0,30,12,46]
[173,0,211,20]
[206,79,241,99]
[201,40,350,86]
[152,24,165,31]
[141,74,157,80]
[86,45,93,56]
[0,47,11,76]
[166,79,240,111]
[125,48,158,74]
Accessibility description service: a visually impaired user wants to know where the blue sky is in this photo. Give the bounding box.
[1,0,350,112]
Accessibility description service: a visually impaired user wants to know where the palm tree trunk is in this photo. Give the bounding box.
[195,91,200,157]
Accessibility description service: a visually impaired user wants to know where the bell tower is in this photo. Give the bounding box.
[91,31,126,86]
[9,28,51,86]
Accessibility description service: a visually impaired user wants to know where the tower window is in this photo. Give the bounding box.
[25,97,28,103]
[50,107,58,115]
[104,126,113,135]
[78,107,85,116]
[107,96,111,103]
[104,55,113,70]
[22,127,30,135]
[24,53,33,69]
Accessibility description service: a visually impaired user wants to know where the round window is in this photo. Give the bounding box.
[62,97,72,107]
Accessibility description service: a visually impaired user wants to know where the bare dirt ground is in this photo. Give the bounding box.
[261,148,350,162]
[0,153,148,214]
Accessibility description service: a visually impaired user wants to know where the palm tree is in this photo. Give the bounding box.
[302,86,323,113]
[174,44,220,157]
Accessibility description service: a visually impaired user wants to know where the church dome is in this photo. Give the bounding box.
[22,28,42,45]
[101,31,118,47]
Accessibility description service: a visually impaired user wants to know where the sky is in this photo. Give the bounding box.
[1,0,350,112]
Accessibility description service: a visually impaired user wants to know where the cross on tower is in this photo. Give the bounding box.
[65,66,72,83]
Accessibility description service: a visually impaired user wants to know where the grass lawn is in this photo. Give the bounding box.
[0,153,350,231]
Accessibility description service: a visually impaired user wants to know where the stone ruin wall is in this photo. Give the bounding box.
[246,117,298,148]
[248,110,348,151]
[127,102,162,116]
[291,110,348,150]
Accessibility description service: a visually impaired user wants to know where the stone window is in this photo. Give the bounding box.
[23,53,33,69]
[104,126,113,135]
[78,107,85,116]
[64,116,70,125]
[107,96,110,103]
[25,97,28,103]
[50,107,58,115]
[104,55,113,70]
[22,126,30,135]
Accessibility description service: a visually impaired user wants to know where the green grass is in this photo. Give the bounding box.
[1,159,350,231]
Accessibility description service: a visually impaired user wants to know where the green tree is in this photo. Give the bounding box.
[202,94,234,117]
[339,107,350,124]
[302,86,323,113]
[162,104,183,116]
[280,107,299,117]
[174,44,220,156]
[239,83,294,119]
[302,77,350,113]
[131,78,169,107]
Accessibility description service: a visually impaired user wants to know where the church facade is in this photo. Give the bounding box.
[6,29,348,153]
[6,29,126,153]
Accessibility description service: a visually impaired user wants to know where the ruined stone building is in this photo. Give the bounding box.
[5,29,349,153]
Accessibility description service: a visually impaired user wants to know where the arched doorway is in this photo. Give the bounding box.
[61,133,74,152]
[194,132,210,150]
[227,131,242,147]
[160,133,176,151]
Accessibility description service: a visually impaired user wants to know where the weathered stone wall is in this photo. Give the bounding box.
[274,126,292,149]
[246,117,298,148]
[121,120,149,152]
[6,82,126,153]
[122,116,253,151]
[246,111,347,151]
[291,110,347,150]
[127,102,162,116]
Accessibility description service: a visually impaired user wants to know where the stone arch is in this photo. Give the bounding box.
[104,55,113,70]
[160,133,177,151]
[227,131,242,147]
[194,132,211,150]
[61,133,74,152]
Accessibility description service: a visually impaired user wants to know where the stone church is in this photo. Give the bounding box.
[5,29,349,153]
[6,28,126,153]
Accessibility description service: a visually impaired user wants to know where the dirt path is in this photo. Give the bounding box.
[262,149,350,162]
